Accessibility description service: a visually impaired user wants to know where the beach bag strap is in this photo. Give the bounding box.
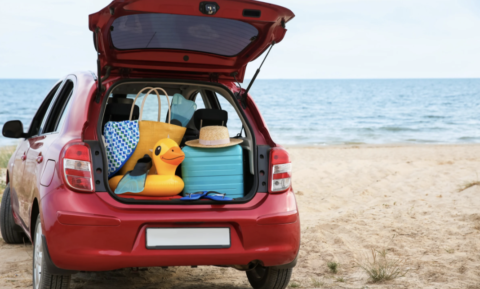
[129,87,172,124]
[139,87,172,124]
[129,87,160,122]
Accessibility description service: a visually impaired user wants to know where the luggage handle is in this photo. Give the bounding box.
[129,87,172,124]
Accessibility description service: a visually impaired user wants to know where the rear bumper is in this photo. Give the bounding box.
[41,190,300,271]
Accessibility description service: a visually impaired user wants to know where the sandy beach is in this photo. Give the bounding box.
[1,144,479,288]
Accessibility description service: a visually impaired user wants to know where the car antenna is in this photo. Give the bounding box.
[239,41,276,108]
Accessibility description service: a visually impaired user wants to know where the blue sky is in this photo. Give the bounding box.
[0,0,479,80]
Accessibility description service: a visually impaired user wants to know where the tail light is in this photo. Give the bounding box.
[269,147,292,193]
[62,143,94,192]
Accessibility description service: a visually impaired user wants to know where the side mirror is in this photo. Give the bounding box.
[2,120,27,139]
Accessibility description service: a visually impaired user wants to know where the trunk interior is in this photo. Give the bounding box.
[97,80,259,204]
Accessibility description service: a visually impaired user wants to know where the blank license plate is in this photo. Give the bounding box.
[146,228,231,249]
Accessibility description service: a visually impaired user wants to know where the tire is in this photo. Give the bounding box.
[1,184,25,244]
[33,215,71,289]
[246,265,293,289]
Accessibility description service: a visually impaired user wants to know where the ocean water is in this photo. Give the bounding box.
[0,79,479,147]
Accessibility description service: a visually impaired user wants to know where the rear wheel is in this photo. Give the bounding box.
[246,266,293,289]
[33,215,71,289]
[0,185,25,244]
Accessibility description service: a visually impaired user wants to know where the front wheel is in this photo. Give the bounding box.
[33,215,71,289]
[0,184,25,244]
[246,266,293,289]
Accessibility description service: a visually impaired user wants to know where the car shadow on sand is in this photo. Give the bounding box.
[70,267,252,289]
[0,240,251,289]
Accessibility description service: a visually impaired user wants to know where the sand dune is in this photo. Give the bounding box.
[1,144,480,288]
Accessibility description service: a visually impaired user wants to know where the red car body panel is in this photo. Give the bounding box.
[40,185,299,271]
[5,0,300,272]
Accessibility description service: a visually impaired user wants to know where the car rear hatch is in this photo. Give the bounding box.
[89,0,294,82]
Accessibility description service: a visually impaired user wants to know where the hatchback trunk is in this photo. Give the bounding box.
[96,80,262,204]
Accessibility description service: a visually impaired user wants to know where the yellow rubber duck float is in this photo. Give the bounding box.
[109,138,185,196]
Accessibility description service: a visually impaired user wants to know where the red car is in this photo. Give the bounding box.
[0,1,299,289]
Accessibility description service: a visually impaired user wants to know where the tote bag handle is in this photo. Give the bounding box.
[129,87,172,124]
[139,87,172,124]
[129,87,160,121]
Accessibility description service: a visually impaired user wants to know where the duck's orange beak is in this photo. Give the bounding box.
[161,147,185,166]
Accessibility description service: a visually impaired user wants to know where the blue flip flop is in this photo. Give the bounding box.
[180,191,208,201]
[180,191,234,202]
[203,192,234,202]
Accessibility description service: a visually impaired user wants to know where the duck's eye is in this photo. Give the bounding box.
[155,146,162,156]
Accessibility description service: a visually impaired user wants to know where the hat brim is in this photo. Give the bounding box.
[185,138,243,148]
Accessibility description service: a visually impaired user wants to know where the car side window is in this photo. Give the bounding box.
[43,80,74,134]
[215,92,243,137]
[193,92,206,109]
[27,83,61,137]
[54,90,74,132]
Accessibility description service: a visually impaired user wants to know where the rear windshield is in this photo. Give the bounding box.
[110,13,258,57]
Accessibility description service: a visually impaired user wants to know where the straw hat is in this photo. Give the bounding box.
[185,126,243,148]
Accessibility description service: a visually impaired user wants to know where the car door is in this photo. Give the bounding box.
[10,82,61,228]
[10,141,30,228]
[20,79,74,226]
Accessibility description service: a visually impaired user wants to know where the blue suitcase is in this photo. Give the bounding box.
[181,145,244,199]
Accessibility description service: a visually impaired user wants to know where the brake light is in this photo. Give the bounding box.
[62,143,94,192]
[269,147,292,193]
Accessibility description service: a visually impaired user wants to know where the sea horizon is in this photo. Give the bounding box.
[1,77,479,80]
[1,78,479,147]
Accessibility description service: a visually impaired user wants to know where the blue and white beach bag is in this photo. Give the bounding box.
[104,121,140,178]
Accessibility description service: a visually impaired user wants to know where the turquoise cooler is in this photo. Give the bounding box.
[181,145,244,199]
